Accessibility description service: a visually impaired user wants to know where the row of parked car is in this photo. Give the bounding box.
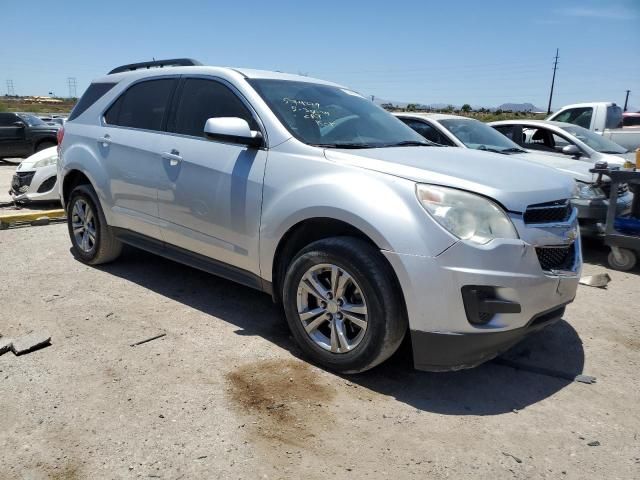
[47,58,638,373]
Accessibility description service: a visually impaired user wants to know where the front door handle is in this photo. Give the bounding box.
[98,134,112,147]
[161,149,183,166]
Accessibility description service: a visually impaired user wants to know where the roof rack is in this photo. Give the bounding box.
[108,58,202,75]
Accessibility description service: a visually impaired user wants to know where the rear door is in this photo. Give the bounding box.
[157,76,267,274]
[99,77,178,239]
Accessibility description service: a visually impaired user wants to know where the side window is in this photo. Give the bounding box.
[605,105,623,129]
[104,78,176,131]
[68,82,117,121]
[523,128,556,152]
[553,107,593,129]
[171,78,258,138]
[401,119,452,145]
[0,113,18,126]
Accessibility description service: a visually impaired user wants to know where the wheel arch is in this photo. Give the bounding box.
[62,169,93,210]
[269,216,404,307]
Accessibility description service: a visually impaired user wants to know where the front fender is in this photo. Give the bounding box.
[258,150,456,282]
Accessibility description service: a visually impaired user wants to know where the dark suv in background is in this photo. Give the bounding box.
[0,112,59,159]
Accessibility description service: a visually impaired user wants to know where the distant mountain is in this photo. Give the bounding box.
[497,102,543,112]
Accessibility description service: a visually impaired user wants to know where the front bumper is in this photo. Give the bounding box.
[9,167,59,203]
[383,234,581,371]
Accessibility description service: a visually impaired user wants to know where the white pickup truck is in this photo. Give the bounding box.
[547,102,640,151]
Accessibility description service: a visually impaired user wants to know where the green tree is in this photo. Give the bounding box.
[461,104,472,113]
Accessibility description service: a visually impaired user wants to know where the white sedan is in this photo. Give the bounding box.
[10,147,60,203]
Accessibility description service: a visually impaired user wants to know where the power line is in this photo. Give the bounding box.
[67,77,77,98]
[6,79,15,96]
[547,48,559,115]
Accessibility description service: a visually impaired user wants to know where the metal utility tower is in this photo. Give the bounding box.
[67,77,78,98]
[6,80,15,96]
[546,49,559,115]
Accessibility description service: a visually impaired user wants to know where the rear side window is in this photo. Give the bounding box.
[605,105,623,129]
[0,113,19,126]
[68,82,117,121]
[104,78,176,131]
[623,115,640,127]
[170,78,258,137]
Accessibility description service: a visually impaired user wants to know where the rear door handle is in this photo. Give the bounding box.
[161,149,183,166]
[98,134,112,146]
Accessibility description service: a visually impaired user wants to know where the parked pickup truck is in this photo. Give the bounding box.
[547,102,640,151]
[0,112,59,159]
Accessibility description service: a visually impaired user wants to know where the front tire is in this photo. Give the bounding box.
[282,237,407,374]
[608,248,637,271]
[67,184,122,265]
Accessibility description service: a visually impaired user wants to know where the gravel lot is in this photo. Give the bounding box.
[0,161,639,479]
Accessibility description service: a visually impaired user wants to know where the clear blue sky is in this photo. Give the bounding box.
[2,0,639,110]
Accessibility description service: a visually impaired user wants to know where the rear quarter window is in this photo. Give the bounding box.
[68,82,117,121]
[605,105,623,129]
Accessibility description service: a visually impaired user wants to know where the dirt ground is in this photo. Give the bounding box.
[0,161,639,479]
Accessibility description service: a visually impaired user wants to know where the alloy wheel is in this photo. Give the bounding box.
[71,198,97,253]
[296,263,368,353]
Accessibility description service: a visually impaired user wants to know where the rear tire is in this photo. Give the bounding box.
[67,184,122,265]
[282,237,407,374]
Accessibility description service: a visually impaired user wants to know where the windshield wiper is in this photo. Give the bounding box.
[381,140,434,147]
[477,145,504,154]
[600,150,626,154]
[311,143,379,149]
[500,147,527,154]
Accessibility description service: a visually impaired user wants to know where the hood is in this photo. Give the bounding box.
[17,146,58,171]
[324,146,575,213]
[510,151,595,183]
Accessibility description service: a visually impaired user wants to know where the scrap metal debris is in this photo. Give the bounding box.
[0,336,13,356]
[579,273,611,288]
[130,333,166,347]
[502,451,523,464]
[493,358,596,384]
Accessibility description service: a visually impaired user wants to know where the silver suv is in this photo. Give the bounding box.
[58,58,582,373]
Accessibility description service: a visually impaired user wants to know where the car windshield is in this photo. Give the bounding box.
[248,79,428,148]
[561,124,627,154]
[438,118,524,153]
[18,114,46,127]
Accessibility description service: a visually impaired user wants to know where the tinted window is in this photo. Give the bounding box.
[0,113,19,126]
[439,118,521,152]
[401,119,453,145]
[605,105,623,129]
[68,82,117,121]
[18,114,46,126]
[171,78,258,137]
[553,107,593,129]
[104,78,176,131]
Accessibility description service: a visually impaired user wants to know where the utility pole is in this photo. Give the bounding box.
[67,77,77,99]
[6,79,15,96]
[623,90,631,112]
[547,48,559,115]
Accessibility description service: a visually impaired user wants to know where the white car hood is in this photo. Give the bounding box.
[325,146,575,213]
[510,151,595,183]
[17,146,58,171]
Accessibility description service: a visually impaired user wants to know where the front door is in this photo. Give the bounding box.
[158,77,267,275]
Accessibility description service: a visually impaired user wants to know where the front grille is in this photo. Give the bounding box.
[601,182,629,197]
[536,244,576,271]
[37,175,57,193]
[524,199,571,224]
[11,171,36,194]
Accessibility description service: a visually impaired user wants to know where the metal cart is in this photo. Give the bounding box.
[590,164,640,271]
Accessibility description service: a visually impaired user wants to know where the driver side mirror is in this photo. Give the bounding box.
[13,121,26,128]
[204,117,263,148]
[562,144,581,157]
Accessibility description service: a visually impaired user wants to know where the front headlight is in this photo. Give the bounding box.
[573,181,605,199]
[33,155,58,169]
[416,184,518,244]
